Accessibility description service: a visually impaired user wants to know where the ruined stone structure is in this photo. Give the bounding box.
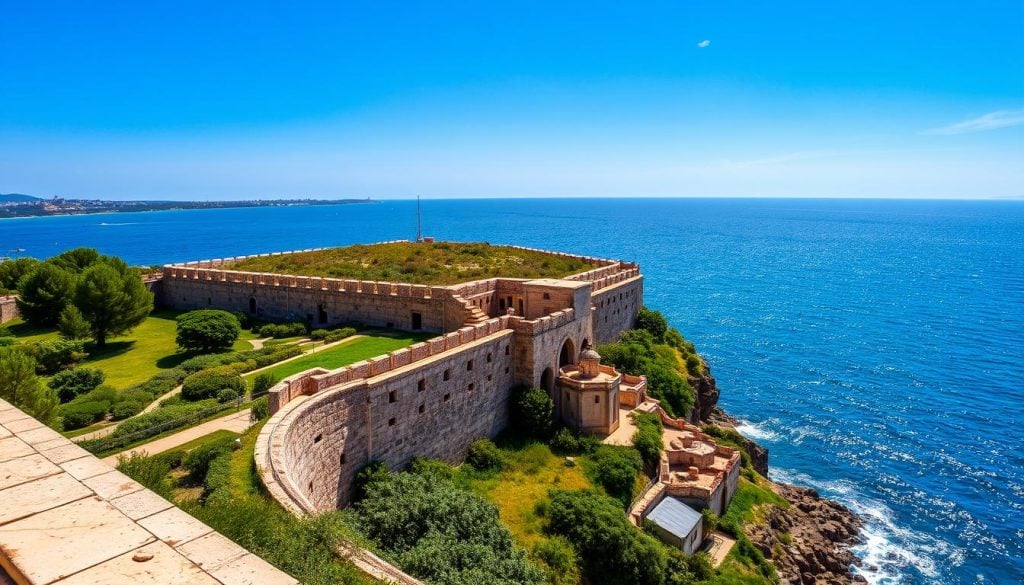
[0,295,19,324]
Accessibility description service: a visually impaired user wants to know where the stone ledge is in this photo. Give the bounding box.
[0,399,298,585]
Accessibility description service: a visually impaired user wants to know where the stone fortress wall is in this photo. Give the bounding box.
[158,242,643,514]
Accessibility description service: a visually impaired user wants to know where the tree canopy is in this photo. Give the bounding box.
[175,309,241,352]
[73,259,153,346]
[0,347,59,426]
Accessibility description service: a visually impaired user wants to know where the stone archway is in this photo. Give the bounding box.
[559,338,576,368]
[541,367,554,394]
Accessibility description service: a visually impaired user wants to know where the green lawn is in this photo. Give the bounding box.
[245,333,430,383]
[7,309,256,389]
[227,241,600,285]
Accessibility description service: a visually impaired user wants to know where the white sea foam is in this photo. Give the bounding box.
[735,419,778,441]
[98,222,139,226]
[771,467,955,585]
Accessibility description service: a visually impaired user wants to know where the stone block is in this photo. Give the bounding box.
[0,496,155,585]
[0,436,35,463]
[108,488,175,521]
[137,506,214,547]
[0,472,91,526]
[0,452,62,490]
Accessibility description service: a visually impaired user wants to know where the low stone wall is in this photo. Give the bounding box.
[0,399,297,585]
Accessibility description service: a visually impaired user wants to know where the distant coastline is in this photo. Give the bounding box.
[0,193,375,219]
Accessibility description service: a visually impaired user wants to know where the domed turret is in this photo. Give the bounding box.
[579,344,601,378]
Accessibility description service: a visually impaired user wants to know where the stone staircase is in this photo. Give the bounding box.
[453,294,490,326]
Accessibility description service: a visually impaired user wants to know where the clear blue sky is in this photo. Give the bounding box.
[1,1,1022,199]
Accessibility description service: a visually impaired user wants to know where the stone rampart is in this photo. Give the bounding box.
[257,329,516,511]
[590,274,643,344]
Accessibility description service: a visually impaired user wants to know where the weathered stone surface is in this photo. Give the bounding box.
[0,472,91,526]
[0,453,61,489]
[108,488,175,521]
[55,541,220,585]
[0,496,155,584]
[137,506,214,547]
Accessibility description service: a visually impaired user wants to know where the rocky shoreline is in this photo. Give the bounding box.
[692,367,865,584]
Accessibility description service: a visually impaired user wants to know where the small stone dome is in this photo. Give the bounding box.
[580,347,601,361]
[578,344,602,378]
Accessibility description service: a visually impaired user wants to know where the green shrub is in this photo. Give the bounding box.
[60,400,110,429]
[549,427,600,455]
[249,396,270,423]
[636,307,668,343]
[409,457,457,482]
[632,412,664,468]
[323,327,357,343]
[510,386,554,439]
[599,328,694,418]
[114,452,173,499]
[0,337,14,347]
[546,489,667,585]
[685,354,702,375]
[48,367,106,402]
[217,388,239,403]
[111,401,144,420]
[532,536,577,584]
[258,322,307,339]
[588,445,644,507]
[251,372,277,395]
[181,366,244,401]
[309,328,328,340]
[354,468,544,584]
[466,438,505,471]
[183,435,238,483]
[26,338,86,374]
[176,309,242,352]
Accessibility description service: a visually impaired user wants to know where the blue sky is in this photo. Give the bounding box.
[1,1,1022,200]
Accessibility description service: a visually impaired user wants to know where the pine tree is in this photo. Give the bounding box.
[0,348,59,426]
[57,304,91,340]
[15,263,76,326]
[74,260,153,346]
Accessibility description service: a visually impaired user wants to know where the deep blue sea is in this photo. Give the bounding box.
[2,199,1022,584]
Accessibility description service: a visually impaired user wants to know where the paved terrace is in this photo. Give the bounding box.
[0,399,296,585]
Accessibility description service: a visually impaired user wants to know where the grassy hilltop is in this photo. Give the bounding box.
[227,241,600,285]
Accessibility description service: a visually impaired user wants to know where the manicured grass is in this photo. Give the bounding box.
[460,440,593,549]
[245,333,430,382]
[9,309,255,390]
[228,241,600,285]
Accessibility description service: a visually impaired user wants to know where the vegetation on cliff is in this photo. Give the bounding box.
[227,241,600,284]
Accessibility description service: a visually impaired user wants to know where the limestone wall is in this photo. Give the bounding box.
[0,296,19,324]
[160,266,467,333]
[258,330,516,510]
[590,274,643,345]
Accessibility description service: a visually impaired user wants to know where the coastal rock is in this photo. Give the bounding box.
[688,366,720,423]
[748,484,865,584]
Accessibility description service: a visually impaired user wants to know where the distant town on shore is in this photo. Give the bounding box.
[0,193,375,218]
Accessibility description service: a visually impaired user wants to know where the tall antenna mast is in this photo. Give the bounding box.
[416,196,423,242]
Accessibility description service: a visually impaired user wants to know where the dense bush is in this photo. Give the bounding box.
[183,435,239,483]
[258,322,307,339]
[588,445,644,507]
[323,327,357,343]
[309,328,328,340]
[60,400,109,429]
[179,345,302,375]
[78,398,223,452]
[176,309,241,352]
[510,386,554,439]
[599,329,694,418]
[217,388,240,403]
[636,306,669,344]
[548,427,600,455]
[546,489,667,585]
[632,412,664,468]
[181,366,245,401]
[48,367,105,402]
[466,438,505,472]
[251,372,277,395]
[531,536,577,584]
[111,400,145,420]
[249,396,270,423]
[25,339,86,374]
[353,467,545,584]
[57,305,91,340]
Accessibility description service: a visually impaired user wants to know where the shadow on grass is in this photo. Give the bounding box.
[86,340,136,361]
[4,320,53,337]
[156,352,191,369]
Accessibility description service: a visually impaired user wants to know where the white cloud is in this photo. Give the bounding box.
[697,39,711,48]
[924,108,1024,135]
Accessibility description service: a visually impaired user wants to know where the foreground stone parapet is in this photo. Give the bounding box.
[0,399,298,585]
